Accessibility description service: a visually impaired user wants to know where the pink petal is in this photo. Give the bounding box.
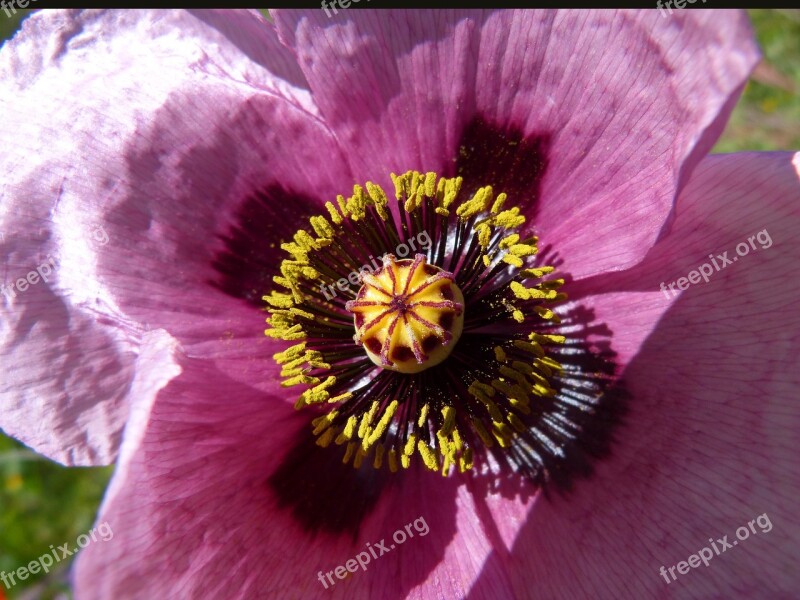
[273,9,759,279]
[471,152,800,597]
[73,350,529,599]
[0,10,353,461]
[0,277,136,466]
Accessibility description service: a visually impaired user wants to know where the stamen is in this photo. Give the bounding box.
[263,170,572,476]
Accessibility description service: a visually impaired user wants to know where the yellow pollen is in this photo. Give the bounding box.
[345,254,465,374]
[264,170,569,476]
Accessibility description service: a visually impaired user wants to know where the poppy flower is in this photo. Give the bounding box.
[1,8,797,599]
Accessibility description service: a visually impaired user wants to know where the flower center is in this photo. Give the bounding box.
[263,170,571,476]
[345,254,465,374]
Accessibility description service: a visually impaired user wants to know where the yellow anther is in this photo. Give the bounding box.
[278,356,308,371]
[507,412,527,433]
[328,392,353,404]
[316,427,336,448]
[532,383,557,397]
[508,244,537,257]
[273,342,307,364]
[467,382,493,404]
[509,398,532,415]
[335,415,359,445]
[494,207,525,229]
[298,376,337,405]
[336,193,348,215]
[491,192,507,214]
[452,429,464,451]
[353,447,368,469]
[456,185,494,219]
[441,454,453,476]
[309,215,335,239]
[325,201,343,225]
[265,324,305,341]
[390,172,405,200]
[459,447,474,472]
[476,223,492,248]
[534,306,559,322]
[491,379,525,399]
[496,363,521,381]
[388,449,399,473]
[265,169,566,477]
[365,181,389,220]
[417,440,440,471]
[364,400,399,450]
[264,293,295,309]
[492,421,513,447]
[404,434,418,457]
[439,405,457,437]
[471,418,495,448]
[513,339,545,357]
[529,332,566,345]
[520,266,555,279]
[499,233,520,249]
[540,278,565,289]
[294,229,320,251]
[440,178,462,212]
[424,171,437,196]
[538,356,564,371]
[358,401,380,439]
[283,373,318,389]
[312,411,338,435]
[417,403,430,427]
[510,282,557,301]
[373,445,385,469]
[342,441,358,464]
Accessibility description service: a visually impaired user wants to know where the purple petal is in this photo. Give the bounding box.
[273,9,759,280]
[72,350,531,598]
[471,152,800,597]
[0,9,352,463]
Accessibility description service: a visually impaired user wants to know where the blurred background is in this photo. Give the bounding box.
[0,8,799,600]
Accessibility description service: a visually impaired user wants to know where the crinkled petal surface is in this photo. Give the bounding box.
[72,341,533,600]
[469,152,800,598]
[72,155,800,599]
[273,8,759,280]
[2,8,788,598]
[0,9,354,464]
[0,8,758,466]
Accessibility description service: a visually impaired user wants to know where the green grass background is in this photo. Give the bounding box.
[1,8,798,599]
